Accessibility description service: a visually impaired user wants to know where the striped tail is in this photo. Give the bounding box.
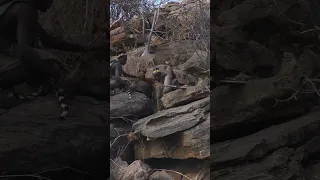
[55,88,68,119]
[3,85,69,119]
[127,90,131,99]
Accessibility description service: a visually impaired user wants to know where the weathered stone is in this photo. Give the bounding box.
[179,50,210,72]
[110,92,152,119]
[211,52,309,141]
[134,113,209,160]
[211,148,296,180]
[110,158,129,180]
[110,158,151,180]
[148,159,210,180]
[149,171,174,180]
[133,96,209,139]
[211,110,320,166]
[0,96,108,179]
[172,69,197,85]
[161,77,209,109]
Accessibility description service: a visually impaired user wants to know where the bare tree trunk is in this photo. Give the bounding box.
[141,6,160,57]
[141,14,145,41]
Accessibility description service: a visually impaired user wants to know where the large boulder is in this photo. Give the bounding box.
[133,97,210,159]
[110,158,174,180]
[211,110,320,166]
[134,96,209,139]
[172,69,197,85]
[179,50,210,73]
[210,109,320,179]
[110,92,152,120]
[149,171,174,180]
[110,158,151,180]
[212,148,301,180]
[161,77,210,109]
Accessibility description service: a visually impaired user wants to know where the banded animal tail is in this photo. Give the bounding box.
[55,88,68,119]
[3,85,68,119]
[127,89,131,99]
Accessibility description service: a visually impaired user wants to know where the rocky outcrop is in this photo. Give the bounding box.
[211,0,320,179]
[109,44,210,177]
[161,77,210,109]
[211,52,314,142]
[179,50,210,73]
[211,110,320,179]
[110,92,152,120]
[109,1,211,178]
[110,158,174,180]
[0,96,108,179]
[133,96,209,159]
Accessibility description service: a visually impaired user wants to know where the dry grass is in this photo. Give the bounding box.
[39,0,107,66]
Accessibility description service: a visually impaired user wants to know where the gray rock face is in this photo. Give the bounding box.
[133,96,209,139]
[212,148,298,180]
[161,77,210,109]
[211,110,320,166]
[133,97,210,160]
[149,171,175,180]
[211,109,320,179]
[211,52,310,142]
[110,92,152,119]
[110,158,174,180]
[0,96,108,179]
[179,50,210,72]
[173,69,197,85]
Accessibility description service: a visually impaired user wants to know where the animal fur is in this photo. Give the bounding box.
[163,65,173,94]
